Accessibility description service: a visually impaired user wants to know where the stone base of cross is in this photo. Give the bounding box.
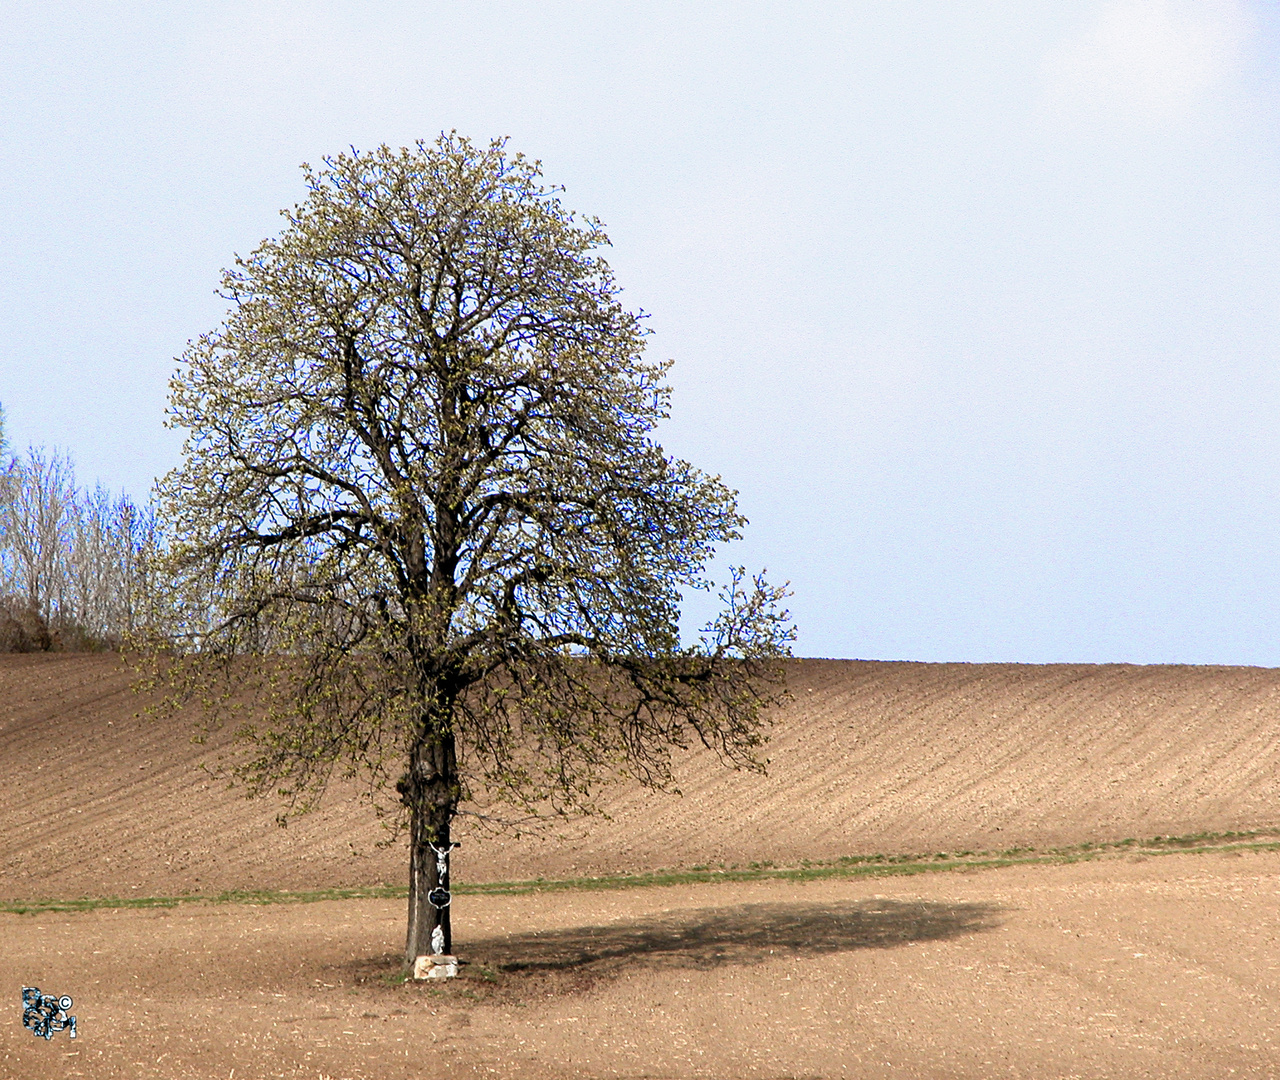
[412,954,459,980]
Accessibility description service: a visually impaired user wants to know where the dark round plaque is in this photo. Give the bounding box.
[427,887,452,908]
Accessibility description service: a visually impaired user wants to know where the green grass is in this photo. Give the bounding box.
[5,829,1279,916]
[0,884,405,916]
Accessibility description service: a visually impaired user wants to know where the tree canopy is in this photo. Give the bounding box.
[152,133,794,967]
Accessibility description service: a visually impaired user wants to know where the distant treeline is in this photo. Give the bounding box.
[0,412,161,652]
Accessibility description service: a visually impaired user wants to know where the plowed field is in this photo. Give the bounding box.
[3,654,1280,1078]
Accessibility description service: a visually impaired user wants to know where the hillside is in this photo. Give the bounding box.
[3,653,1280,900]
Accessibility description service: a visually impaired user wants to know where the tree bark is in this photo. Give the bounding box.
[404,730,458,969]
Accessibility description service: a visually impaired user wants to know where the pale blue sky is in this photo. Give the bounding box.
[3,1,1279,662]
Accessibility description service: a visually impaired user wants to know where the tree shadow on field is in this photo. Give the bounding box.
[476,899,1004,975]
[344,899,1006,999]
[474,898,1004,998]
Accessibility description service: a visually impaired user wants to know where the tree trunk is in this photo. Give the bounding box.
[404,730,458,969]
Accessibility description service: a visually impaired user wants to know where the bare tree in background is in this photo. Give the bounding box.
[148,134,795,971]
[0,430,157,651]
[64,487,156,643]
[3,447,75,624]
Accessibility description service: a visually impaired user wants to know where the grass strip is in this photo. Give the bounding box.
[0,884,407,916]
[4,828,1279,915]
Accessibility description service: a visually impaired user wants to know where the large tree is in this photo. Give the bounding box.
[152,134,793,970]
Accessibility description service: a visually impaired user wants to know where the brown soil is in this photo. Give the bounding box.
[3,654,1280,1078]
